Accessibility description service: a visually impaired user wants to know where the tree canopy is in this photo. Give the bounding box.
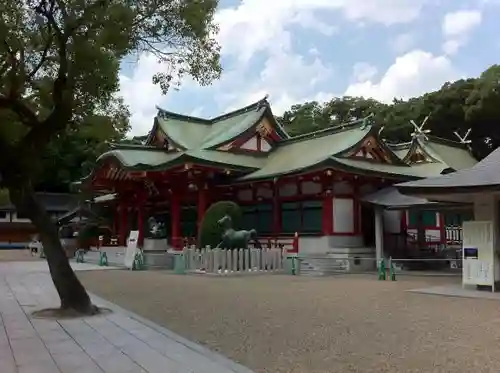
[0,0,222,313]
[277,65,500,160]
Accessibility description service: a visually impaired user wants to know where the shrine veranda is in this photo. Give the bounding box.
[82,97,476,264]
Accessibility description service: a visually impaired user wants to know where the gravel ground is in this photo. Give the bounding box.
[78,271,500,373]
[0,249,40,262]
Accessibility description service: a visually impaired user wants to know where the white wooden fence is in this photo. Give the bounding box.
[183,246,286,274]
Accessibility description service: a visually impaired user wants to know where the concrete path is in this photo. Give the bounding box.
[409,283,500,300]
[0,261,255,373]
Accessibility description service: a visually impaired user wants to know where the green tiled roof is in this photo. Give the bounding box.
[331,157,447,179]
[93,99,478,184]
[97,149,181,169]
[156,117,210,149]
[241,123,371,180]
[200,106,266,149]
[422,137,477,170]
[153,99,274,150]
[97,148,263,171]
[185,150,265,169]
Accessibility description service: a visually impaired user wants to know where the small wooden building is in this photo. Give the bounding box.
[0,193,79,248]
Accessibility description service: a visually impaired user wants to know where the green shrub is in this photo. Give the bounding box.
[198,201,241,248]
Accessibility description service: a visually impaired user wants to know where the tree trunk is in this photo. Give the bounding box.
[9,185,95,314]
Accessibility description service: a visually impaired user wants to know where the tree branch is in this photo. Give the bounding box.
[0,95,40,127]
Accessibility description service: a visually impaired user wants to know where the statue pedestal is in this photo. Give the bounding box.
[142,238,174,269]
[143,238,168,251]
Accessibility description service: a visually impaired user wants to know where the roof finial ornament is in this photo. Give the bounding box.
[410,115,431,140]
[256,94,269,111]
[453,128,472,144]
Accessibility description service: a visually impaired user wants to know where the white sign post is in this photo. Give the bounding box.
[124,230,139,269]
[462,221,496,291]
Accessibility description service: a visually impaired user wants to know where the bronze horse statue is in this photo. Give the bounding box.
[216,215,261,249]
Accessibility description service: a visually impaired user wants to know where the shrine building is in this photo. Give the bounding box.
[83,97,477,259]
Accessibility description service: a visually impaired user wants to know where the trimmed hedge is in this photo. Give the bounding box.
[198,201,242,248]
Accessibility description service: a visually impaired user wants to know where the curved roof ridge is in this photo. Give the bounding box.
[425,134,472,150]
[279,117,370,145]
[386,141,413,149]
[110,143,166,151]
[155,96,269,124]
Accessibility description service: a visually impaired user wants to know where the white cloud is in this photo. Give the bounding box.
[352,63,378,82]
[221,49,336,114]
[215,0,426,62]
[345,50,460,103]
[441,10,482,55]
[120,0,428,133]
[390,33,416,53]
[119,55,165,136]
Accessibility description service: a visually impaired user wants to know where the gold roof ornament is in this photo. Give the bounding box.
[256,120,272,137]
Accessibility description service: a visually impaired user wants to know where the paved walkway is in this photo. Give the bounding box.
[409,283,500,300]
[0,261,255,373]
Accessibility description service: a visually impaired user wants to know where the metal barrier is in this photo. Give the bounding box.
[297,256,462,277]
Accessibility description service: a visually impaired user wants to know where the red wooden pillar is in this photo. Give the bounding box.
[400,210,408,233]
[353,182,360,234]
[113,208,119,236]
[439,213,446,245]
[118,205,128,246]
[197,186,209,235]
[137,205,145,248]
[322,190,333,235]
[171,196,181,249]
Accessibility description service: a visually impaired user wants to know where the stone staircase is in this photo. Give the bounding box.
[298,256,348,276]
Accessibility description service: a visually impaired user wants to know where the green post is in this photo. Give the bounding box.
[285,253,298,275]
[378,258,386,280]
[99,251,108,266]
[39,247,45,259]
[389,256,396,281]
[133,250,145,270]
[174,251,185,274]
[76,249,85,263]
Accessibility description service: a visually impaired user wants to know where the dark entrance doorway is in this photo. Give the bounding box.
[361,204,376,246]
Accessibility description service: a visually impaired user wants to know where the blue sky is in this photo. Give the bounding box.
[119,0,500,136]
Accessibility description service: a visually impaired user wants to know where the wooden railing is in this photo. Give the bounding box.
[171,233,300,253]
[183,246,286,274]
[445,226,462,244]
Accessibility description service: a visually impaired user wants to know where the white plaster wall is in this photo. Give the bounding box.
[240,136,258,151]
[383,210,401,233]
[328,235,364,248]
[261,139,272,152]
[298,236,330,255]
[297,235,366,255]
[333,198,354,233]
